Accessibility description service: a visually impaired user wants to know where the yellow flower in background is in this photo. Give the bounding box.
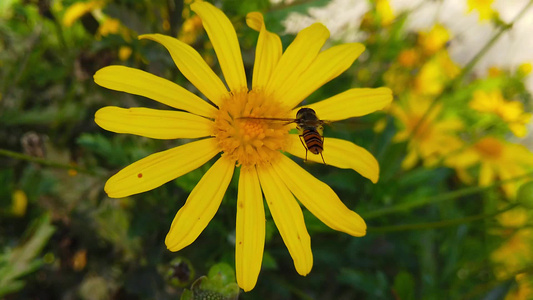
[397,48,419,68]
[491,208,533,279]
[376,0,395,26]
[418,24,450,56]
[178,14,204,45]
[470,90,532,137]
[94,1,392,291]
[63,0,130,40]
[506,273,533,300]
[391,95,463,169]
[414,50,460,96]
[446,137,533,198]
[62,0,105,27]
[11,189,28,217]
[467,0,496,22]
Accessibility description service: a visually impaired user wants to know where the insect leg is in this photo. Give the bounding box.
[298,134,308,162]
[320,135,326,165]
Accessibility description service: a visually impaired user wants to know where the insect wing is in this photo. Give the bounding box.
[237,116,298,125]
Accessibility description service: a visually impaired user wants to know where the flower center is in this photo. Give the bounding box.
[409,116,431,141]
[474,137,503,159]
[213,89,292,167]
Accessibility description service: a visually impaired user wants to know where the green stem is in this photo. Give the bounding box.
[0,148,102,177]
[367,203,518,233]
[364,171,533,220]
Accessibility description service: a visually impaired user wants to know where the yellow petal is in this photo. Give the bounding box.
[95,106,214,139]
[257,164,313,276]
[105,139,219,198]
[166,157,235,251]
[265,23,329,105]
[282,43,366,108]
[301,87,393,121]
[273,155,366,236]
[401,145,419,170]
[286,135,379,183]
[235,167,265,292]
[191,1,247,92]
[63,0,103,27]
[479,162,494,187]
[245,12,263,31]
[94,66,217,118]
[246,12,282,89]
[139,34,228,106]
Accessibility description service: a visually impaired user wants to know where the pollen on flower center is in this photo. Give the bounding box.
[213,89,292,167]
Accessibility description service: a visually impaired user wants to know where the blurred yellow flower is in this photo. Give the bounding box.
[63,0,105,27]
[398,48,419,68]
[491,208,532,280]
[418,24,450,56]
[178,14,204,45]
[11,189,28,217]
[118,46,132,61]
[467,0,496,22]
[94,1,392,291]
[488,66,503,77]
[469,90,532,137]
[63,0,130,41]
[518,62,532,76]
[376,0,395,26]
[391,96,463,169]
[414,50,460,96]
[505,273,533,300]
[446,137,533,198]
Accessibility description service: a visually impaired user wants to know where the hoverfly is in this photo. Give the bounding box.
[238,108,329,164]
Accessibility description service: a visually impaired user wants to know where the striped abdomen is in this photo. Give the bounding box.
[302,129,323,154]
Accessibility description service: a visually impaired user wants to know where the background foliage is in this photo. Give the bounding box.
[1,0,533,299]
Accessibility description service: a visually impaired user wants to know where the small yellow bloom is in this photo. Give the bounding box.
[470,90,532,137]
[488,66,503,77]
[446,137,533,198]
[397,48,419,68]
[376,0,395,26]
[518,62,532,76]
[178,14,204,45]
[467,0,496,22]
[118,46,132,61]
[98,18,121,36]
[94,1,392,291]
[505,273,533,300]
[491,208,533,281]
[11,189,28,217]
[391,95,463,169]
[418,24,450,56]
[414,50,460,96]
[63,0,105,27]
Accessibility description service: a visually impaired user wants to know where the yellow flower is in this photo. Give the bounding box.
[376,0,395,27]
[11,189,28,217]
[63,0,105,27]
[506,273,533,300]
[94,1,392,291]
[491,208,533,279]
[418,24,451,56]
[178,14,204,45]
[467,0,496,22]
[518,62,532,76]
[397,48,419,68]
[413,50,460,96]
[470,90,532,137]
[446,137,533,198]
[391,95,463,169]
